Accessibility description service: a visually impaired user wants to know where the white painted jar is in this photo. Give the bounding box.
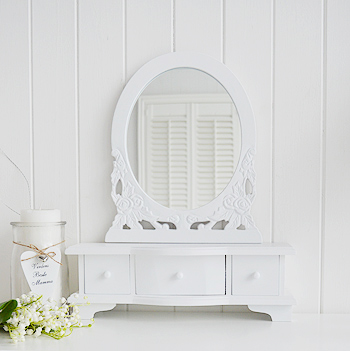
[10,210,69,302]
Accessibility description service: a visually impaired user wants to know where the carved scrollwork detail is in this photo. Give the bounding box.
[111,148,257,232]
[111,149,160,229]
[186,215,199,224]
[167,215,180,224]
[209,183,255,230]
[208,148,257,230]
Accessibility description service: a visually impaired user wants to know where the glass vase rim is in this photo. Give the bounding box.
[10,221,66,227]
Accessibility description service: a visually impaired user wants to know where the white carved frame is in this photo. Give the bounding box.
[105,52,262,243]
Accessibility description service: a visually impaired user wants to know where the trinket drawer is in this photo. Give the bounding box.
[66,243,295,321]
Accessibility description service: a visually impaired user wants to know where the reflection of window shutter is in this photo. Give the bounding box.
[138,94,240,210]
[195,102,238,208]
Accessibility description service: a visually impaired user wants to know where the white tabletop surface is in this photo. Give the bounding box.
[0,311,349,351]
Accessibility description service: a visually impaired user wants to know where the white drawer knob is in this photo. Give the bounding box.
[253,271,261,279]
[103,271,112,279]
[175,272,184,280]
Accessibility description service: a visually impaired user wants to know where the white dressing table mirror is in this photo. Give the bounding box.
[66,52,295,321]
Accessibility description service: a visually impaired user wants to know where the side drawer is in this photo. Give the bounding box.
[84,255,130,295]
[135,255,225,296]
[232,255,280,296]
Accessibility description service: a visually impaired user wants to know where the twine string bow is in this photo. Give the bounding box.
[13,241,65,265]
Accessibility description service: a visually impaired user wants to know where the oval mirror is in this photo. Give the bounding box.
[127,68,241,210]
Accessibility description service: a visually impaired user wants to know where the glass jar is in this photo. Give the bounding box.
[10,221,69,302]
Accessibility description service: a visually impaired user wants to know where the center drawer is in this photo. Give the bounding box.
[135,255,225,296]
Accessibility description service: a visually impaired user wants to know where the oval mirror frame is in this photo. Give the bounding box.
[106,52,262,244]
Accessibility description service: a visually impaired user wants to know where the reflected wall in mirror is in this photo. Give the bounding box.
[127,68,241,211]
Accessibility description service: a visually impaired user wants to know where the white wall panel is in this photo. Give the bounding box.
[31,0,78,293]
[274,0,323,313]
[175,0,222,60]
[224,0,273,243]
[126,0,173,79]
[0,0,31,301]
[1,0,350,314]
[322,0,350,313]
[78,0,124,244]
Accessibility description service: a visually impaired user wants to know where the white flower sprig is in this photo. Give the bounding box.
[1,292,92,343]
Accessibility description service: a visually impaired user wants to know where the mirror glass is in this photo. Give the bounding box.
[127,68,241,210]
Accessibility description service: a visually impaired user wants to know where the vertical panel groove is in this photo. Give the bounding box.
[171,0,174,52]
[123,1,127,308]
[172,0,176,52]
[271,0,275,243]
[123,0,127,83]
[320,0,327,314]
[75,0,81,244]
[323,0,350,313]
[221,0,225,63]
[0,0,339,312]
[28,0,34,209]
[274,0,322,312]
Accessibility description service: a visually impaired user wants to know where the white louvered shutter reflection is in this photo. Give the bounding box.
[137,95,240,210]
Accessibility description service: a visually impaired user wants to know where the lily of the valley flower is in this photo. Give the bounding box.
[1,292,92,343]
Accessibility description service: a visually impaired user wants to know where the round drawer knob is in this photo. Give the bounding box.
[253,271,261,279]
[103,271,112,279]
[175,272,184,280]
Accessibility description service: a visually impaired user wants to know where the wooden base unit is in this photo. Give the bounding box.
[66,243,295,322]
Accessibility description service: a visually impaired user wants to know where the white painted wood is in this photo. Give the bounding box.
[107,230,262,244]
[232,256,280,296]
[248,305,292,322]
[78,255,85,295]
[127,304,175,312]
[66,297,116,322]
[129,252,136,296]
[279,255,285,295]
[66,243,295,256]
[135,255,225,295]
[113,304,128,312]
[78,0,124,244]
[225,0,273,242]
[63,292,296,307]
[124,1,172,310]
[174,306,223,313]
[31,0,78,296]
[126,0,172,79]
[66,243,294,320]
[225,255,232,296]
[175,0,222,61]
[322,0,350,313]
[0,0,31,301]
[274,0,323,313]
[107,52,261,243]
[84,255,130,295]
[2,0,350,315]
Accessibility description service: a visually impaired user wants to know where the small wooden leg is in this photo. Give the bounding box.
[78,303,117,322]
[67,293,116,322]
[248,305,292,322]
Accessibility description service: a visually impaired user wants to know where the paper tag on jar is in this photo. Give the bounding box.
[20,248,61,302]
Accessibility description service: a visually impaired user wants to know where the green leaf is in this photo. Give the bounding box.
[0,300,17,324]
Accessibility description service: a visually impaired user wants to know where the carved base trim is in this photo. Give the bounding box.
[248,305,292,322]
[67,294,116,322]
[105,227,262,243]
